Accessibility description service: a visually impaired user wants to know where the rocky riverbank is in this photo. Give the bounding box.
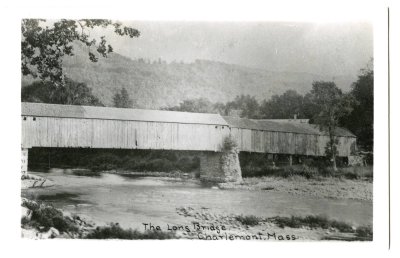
[21,198,95,239]
[218,176,372,201]
[173,206,372,241]
[20,198,372,241]
[21,173,55,189]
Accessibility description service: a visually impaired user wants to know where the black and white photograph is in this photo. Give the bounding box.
[18,17,376,242]
[1,0,399,256]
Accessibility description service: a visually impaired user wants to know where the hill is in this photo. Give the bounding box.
[22,43,355,109]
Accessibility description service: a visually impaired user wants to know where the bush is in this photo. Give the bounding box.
[221,135,238,152]
[122,157,137,170]
[271,215,355,233]
[22,200,78,233]
[89,153,122,172]
[177,156,200,172]
[236,215,261,226]
[355,225,373,239]
[145,158,175,172]
[85,223,177,239]
[280,166,319,179]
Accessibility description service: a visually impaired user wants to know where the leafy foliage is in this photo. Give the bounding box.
[113,87,134,108]
[21,200,78,233]
[236,215,261,226]
[85,223,177,239]
[340,60,374,151]
[221,135,239,152]
[164,98,219,113]
[308,81,355,170]
[270,215,354,233]
[355,225,373,239]
[260,90,304,119]
[21,77,103,106]
[225,95,260,118]
[29,148,200,174]
[21,19,139,85]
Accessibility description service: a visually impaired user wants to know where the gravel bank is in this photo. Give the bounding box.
[219,176,372,201]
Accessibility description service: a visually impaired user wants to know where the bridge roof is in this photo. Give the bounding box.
[223,116,356,137]
[22,102,228,126]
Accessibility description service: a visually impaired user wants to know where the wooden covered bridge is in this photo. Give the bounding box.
[21,102,357,182]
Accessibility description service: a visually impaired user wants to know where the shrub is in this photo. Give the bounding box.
[85,223,177,239]
[177,157,193,171]
[271,215,355,233]
[355,225,373,239]
[330,220,354,233]
[123,157,137,170]
[145,158,175,172]
[279,165,318,179]
[89,153,122,172]
[177,156,200,172]
[221,135,238,152]
[22,201,78,233]
[236,215,261,226]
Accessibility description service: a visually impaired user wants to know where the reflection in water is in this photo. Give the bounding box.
[22,169,372,230]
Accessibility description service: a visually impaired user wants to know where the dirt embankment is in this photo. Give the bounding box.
[219,176,372,201]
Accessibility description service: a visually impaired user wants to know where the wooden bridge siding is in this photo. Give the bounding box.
[229,127,355,157]
[21,116,355,156]
[21,116,229,151]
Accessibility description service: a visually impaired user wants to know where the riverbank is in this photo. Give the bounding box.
[21,174,54,189]
[173,206,372,241]
[21,170,372,240]
[20,198,371,241]
[219,176,372,201]
[22,170,372,201]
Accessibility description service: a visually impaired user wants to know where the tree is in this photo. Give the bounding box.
[225,95,260,118]
[260,90,304,119]
[21,78,103,106]
[309,81,354,171]
[113,88,134,108]
[163,98,217,113]
[340,60,373,151]
[21,19,140,86]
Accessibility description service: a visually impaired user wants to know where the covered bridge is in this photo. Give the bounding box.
[223,116,357,157]
[21,102,230,151]
[21,102,357,182]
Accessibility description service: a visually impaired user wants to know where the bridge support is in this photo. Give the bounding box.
[199,150,242,183]
[21,148,29,176]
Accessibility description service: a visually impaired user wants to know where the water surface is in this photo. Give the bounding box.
[22,169,372,230]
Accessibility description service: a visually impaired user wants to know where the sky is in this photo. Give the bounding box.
[92,21,373,78]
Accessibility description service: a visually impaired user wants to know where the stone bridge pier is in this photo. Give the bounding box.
[21,148,29,177]
[199,149,242,183]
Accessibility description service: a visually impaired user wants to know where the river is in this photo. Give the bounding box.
[22,169,372,230]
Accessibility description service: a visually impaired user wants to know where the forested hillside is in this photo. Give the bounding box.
[22,43,354,109]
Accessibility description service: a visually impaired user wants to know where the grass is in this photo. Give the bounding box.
[85,223,177,239]
[355,225,373,239]
[268,215,372,240]
[242,163,373,181]
[269,215,353,232]
[236,215,261,226]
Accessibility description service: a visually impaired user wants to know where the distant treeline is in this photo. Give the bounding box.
[163,63,373,151]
